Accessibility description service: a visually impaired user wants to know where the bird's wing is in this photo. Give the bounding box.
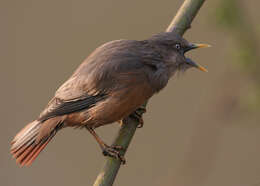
[39,39,161,121]
[38,95,106,121]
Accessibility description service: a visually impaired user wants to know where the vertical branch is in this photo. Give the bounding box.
[93,0,206,185]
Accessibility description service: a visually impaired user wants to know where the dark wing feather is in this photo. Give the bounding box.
[39,94,106,121]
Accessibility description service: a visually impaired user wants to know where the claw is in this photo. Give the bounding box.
[137,117,144,128]
[102,145,126,164]
[130,109,145,128]
[111,145,125,151]
[138,105,147,113]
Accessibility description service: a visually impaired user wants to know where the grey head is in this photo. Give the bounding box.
[147,32,209,74]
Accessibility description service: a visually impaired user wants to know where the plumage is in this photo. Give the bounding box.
[11,32,208,166]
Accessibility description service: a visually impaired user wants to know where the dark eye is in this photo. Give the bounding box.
[175,43,181,50]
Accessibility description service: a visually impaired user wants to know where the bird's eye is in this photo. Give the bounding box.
[175,43,181,50]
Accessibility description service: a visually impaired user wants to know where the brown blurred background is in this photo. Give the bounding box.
[1,0,260,186]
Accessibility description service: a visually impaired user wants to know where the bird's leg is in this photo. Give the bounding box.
[85,126,126,164]
[129,105,146,128]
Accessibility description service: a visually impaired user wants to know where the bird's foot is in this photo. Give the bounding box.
[130,106,146,128]
[102,145,126,164]
[136,116,144,128]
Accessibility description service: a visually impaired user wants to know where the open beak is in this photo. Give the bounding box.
[184,43,210,72]
[184,43,211,53]
[185,58,208,72]
[190,43,211,49]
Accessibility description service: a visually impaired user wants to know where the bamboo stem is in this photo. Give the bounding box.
[166,0,206,35]
[93,0,206,185]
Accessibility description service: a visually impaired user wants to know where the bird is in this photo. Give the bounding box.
[10,32,209,166]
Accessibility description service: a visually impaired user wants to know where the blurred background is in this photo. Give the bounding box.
[1,0,260,186]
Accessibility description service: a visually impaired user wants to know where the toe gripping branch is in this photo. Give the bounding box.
[87,105,147,164]
[102,145,126,164]
[130,105,147,128]
[86,126,126,164]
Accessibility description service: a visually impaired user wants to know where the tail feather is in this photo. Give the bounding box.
[23,137,53,166]
[11,121,39,147]
[11,138,35,159]
[16,145,34,164]
[12,131,39,155]
[10,117,63,167]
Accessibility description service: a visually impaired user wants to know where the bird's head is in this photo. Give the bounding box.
[149,32,210,74]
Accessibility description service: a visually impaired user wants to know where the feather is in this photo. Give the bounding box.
[10,117,63,167]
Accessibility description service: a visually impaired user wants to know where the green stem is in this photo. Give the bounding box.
[93,117,139,186]
[166,0,206,35]
[93,0,206,185]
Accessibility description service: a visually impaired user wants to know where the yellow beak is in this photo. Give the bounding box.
[191,43,211,49]
[185,58,208,72]
[184,43,210,72]
[196,64,208,72]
